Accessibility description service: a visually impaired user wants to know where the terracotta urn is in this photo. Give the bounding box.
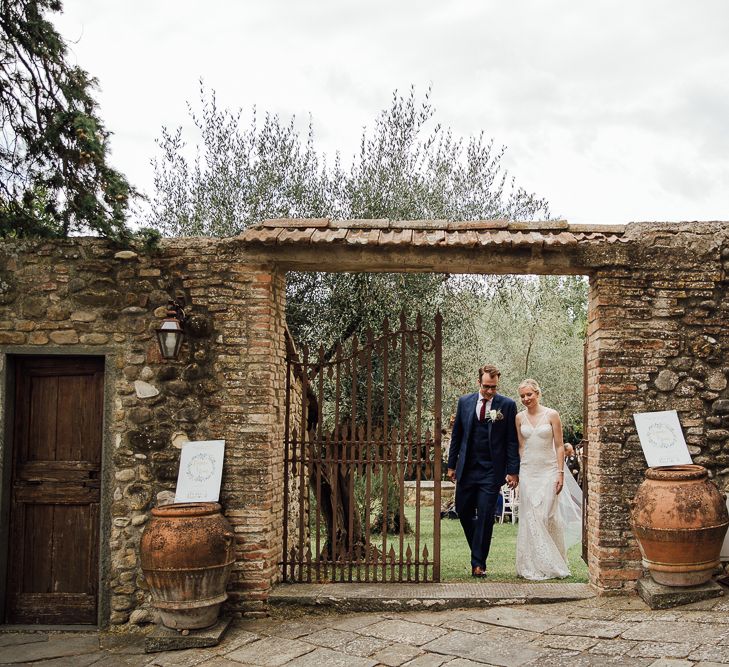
[140,502,235,629]
[631,464,729,587]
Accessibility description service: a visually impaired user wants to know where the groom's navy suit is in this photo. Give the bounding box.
[448,392,519,569]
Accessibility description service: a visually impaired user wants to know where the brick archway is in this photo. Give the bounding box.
[239,218,729,595]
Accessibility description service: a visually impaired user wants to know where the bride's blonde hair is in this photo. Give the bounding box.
[518,378,541,396]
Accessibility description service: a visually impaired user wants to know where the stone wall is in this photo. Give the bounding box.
[0,236,288,626]
[2,221,729,625]
[586,223,729,592]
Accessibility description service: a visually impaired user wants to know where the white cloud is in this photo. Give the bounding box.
[55,0,729,224]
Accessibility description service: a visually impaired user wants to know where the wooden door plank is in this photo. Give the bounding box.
[23,504,53,594]
[16,460,97,482]
[52,505,91,593]
[15,485,99,504]
[6,356,103,625]
[57,374,102,462]
[28,375,59,462]
[9,593,96,625]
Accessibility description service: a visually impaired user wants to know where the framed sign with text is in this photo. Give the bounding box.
[633,410,692,468]
[174,440,225,503]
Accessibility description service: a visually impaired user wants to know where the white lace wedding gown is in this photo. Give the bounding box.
[516,412,571,580]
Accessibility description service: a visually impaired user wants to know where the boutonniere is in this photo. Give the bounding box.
[486,409,504,422]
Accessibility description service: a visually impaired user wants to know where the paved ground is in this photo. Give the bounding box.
[3,591,729,666]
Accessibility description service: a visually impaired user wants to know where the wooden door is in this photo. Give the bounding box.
[6,357,104,624]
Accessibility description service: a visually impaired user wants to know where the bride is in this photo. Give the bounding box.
[515,378,581,580]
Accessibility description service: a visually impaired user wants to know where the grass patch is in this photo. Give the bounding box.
[439,514,588,582]
[368,506,588,583]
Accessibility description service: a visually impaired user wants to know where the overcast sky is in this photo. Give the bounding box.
[55,1,729,225]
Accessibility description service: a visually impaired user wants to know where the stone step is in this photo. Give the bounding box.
[270,582,595,614]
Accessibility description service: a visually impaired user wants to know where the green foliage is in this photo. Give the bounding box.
[442,275,588,441]
[147,84,550,236]
[0,0,136,241]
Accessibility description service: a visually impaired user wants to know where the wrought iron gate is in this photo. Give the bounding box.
[283,312,442,583]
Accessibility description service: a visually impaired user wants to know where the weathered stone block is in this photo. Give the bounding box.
[80,333,109,345]
[636,576,724,609]
[128,407,153,424]
[128,426,170,452]
[49,330,79,344]
[134,380,159,398]
[75,289,123,307]
[46,304,71,321]
[0,331,26,344]
[123,483,153,511]
[22,296,47,317]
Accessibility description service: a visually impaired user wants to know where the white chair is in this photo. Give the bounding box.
[499,484,519,523]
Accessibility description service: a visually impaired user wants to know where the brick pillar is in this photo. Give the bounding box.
[208,264,287,614]
[586,274,644,592]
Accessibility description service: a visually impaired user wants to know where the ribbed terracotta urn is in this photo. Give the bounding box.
[631,465,729,587]
[140,502,235,629]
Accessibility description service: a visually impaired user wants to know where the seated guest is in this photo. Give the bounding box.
[565,443,580,481]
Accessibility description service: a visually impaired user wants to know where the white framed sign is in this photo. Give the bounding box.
[632,410,692,468]
[174,440,225,503]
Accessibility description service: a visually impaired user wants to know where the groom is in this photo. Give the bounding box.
[447,364,519,577]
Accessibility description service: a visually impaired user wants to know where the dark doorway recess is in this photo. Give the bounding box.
[5,356,104,625]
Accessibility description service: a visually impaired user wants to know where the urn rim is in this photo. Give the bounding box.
[150,501,222,518]
[644,464,707,482]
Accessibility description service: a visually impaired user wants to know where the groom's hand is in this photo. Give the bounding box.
[447,468,456,483]
[506,474,519,489]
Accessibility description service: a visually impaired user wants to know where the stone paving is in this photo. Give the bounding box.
[3,594,729,667]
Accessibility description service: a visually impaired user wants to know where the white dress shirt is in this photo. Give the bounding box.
[475,396,493,419]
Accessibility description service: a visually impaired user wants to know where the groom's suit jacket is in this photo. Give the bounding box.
[448,392,519,484]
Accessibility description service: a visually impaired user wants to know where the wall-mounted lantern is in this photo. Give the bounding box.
[155,300,186,360]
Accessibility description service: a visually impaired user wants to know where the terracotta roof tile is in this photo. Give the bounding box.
[446,220,509,231]
[278,228,315,243]
[507,220,569,231]
[380,229,413,245]
[346,229,381,245]
[310,229,348,243]
[262,218,329,228]
[481,231,511,246]
[423,230,446,245]
[445,230,479,246]
[239,219,628,250]
[330,219,390,230]
[242,227,282,243]
[391,219,449,230]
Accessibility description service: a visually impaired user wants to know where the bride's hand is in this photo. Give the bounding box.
[555,475,564,495]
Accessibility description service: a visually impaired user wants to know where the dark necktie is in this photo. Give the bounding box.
[479,399,486,421]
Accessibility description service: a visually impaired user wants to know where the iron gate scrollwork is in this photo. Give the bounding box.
[283,312,443,583]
